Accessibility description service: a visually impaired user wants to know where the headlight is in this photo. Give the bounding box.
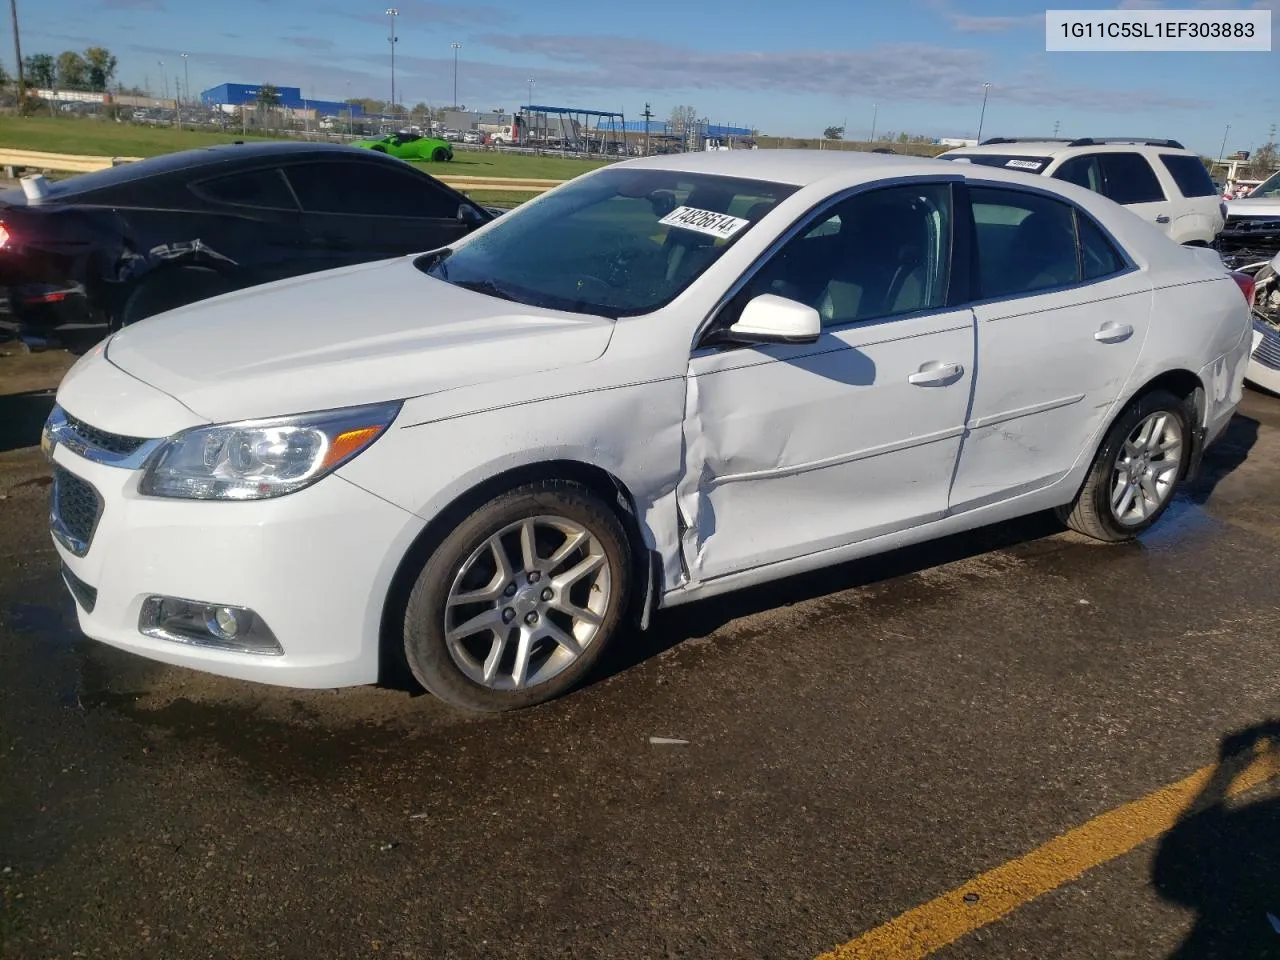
[138,401,402,500]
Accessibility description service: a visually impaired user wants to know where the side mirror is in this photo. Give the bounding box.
[728,294,821,345]
[457,203,485,225]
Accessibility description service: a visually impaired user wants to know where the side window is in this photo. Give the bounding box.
[1077,213,1126,280]
[1052,155,1103,195]
[1100,153,1165,204]
[1158,153,1217,198]
[284,162,459,219]
[194,168,296,210]
[730,183,952,328]
[969,187,1079,298]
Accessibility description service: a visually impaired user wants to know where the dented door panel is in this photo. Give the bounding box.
[678,309,976,582]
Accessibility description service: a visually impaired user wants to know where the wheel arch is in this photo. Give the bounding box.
[1110,367,1208,477]
[377,459,661,687]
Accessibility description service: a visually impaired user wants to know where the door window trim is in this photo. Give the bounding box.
[960,179,1139,309]
[695,174,966,351]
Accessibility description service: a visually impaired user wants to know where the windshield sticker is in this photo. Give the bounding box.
[658,206,751,239]
[1005,159,1045,171]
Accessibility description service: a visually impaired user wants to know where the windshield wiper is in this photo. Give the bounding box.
[451,278,518,303]
[416,248,453,279]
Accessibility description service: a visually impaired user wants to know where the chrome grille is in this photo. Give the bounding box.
[51,467,103,556]
[61,564,98,613]
[63,412,147,456]
[1252,318,1280,372]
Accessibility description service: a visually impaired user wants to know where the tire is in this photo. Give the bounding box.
[431,147,449,162]
[119,267,231,327]
[402,481,632,712]
[371,145,387,153]
[1056,389,1191,542]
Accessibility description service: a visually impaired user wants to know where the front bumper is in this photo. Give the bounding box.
[49,443,426,688]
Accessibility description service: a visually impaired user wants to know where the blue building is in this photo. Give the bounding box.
[199,83,362,117]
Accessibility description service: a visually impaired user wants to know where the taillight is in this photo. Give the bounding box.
[0,222,9,249]
[1230,271,1256,307]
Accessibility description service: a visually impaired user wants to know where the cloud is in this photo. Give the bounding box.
[460,33,1207,112]
[101,0,164,8]
[921,1,1041,33]
[949,13,1042,33]
[328,1,505,27]
[287,36,335,52]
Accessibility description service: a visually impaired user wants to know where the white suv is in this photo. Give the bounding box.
[940,138,1225,246]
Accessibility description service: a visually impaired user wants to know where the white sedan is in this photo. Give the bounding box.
[44,150,1253,711]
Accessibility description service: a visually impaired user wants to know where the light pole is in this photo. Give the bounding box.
[1218,122,1231,162]
[385,7,398,117]
[976,81,991,142]
[869,102,878,143]
[450,41,461,109]
[527,77,534,107]
[10,0,25,109]
[179,52,189,129]
[158,59,168,109]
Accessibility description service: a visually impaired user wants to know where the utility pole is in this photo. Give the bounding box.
[385,8,398,117]
[976,81,991,142]
[1053,118,1060,138]
[9,0,23,109]
[158,60,169,117]
[450,41,460,109]
[641,101,653,157]
[870,102,878,143]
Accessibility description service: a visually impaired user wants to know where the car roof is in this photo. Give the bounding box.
[33,142,387,200]
[615,149,956,186]
[943,140,1196,158]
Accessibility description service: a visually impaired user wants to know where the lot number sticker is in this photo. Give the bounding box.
[1005,159,1045,171]
[659,206,751,240]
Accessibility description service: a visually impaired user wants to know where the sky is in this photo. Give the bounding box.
[12,0,1279,156]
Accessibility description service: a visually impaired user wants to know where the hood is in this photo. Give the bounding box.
[1225,196,1280,217]
[106,256,616,424]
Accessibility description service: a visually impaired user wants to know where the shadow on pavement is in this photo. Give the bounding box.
[0,388,56,454]
[1152,720,1280,959]
[604,510,1064,678]
[1185,413,1260,505]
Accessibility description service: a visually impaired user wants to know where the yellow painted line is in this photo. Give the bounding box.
[817,742,1280,960]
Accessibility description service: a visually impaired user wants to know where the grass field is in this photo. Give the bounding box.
[0,116,612,181]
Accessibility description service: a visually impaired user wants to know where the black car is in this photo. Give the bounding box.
[0,141,493,340]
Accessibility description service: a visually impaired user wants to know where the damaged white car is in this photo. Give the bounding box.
[45,151,1252,711]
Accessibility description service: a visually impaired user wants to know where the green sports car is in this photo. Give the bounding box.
[352,133,454,162]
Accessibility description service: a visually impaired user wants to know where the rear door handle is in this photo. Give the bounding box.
[1094,321,1134,344]
[1155,214,1171,224]
[908,360,964,386]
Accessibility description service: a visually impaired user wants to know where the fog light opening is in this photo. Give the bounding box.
[140,596,282,656]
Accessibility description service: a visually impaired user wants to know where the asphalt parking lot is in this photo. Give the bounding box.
[3,346,1280,960]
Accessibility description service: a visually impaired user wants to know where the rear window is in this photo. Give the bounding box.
[942,154,1053,174]
[1100,153,1165,205]
[1158,154,1218,198]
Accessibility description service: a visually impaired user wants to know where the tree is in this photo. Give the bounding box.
[23,53,54,88]
[1247,142,1277,181]
[56,50,88,89]
[668,104,698,134]
[84,47,117,91]
[255,83,281,107]
[823,125,844,141]
[897,131,910,143]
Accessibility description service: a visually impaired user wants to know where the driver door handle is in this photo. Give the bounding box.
[1094,321,1134,344]
[908,360,964,386]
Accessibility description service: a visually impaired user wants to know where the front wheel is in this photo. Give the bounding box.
[1056,389,1190,541]
[402,481,632,711]
[430,147,449,162]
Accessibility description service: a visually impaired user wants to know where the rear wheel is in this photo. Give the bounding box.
[1056,389,1190,541]
[402,481,632,711]
[119,267,231,327]
[431,147,449,162]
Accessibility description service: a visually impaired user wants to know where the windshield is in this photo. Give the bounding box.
[1250,171,1280,198]
[417,168,798,317]
[942,154,1053,174]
